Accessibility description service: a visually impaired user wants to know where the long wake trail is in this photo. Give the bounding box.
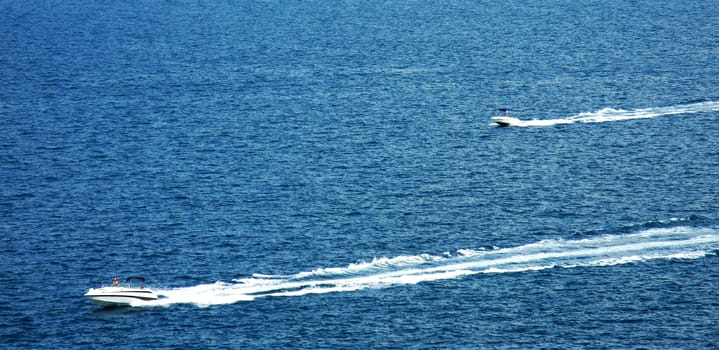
[503,101,719,127]
[142,226,718,307]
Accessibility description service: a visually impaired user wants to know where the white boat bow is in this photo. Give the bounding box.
[491,116,521,127]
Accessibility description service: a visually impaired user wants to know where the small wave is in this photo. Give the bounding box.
[145,226,719,308]
[289,253,447,280]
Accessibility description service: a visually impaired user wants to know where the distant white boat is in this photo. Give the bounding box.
[491,108,520,127]
[85,276,157,307]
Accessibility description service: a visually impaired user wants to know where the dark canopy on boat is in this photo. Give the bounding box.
[496,108,511,116]
[125,276,146,282]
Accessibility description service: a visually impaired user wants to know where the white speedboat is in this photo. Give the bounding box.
[85,277,158,307]
[491,108,519,127]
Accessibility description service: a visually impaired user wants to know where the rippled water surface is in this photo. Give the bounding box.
[2,0,718,349]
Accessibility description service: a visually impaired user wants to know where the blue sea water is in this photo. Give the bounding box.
[2,0,719,348]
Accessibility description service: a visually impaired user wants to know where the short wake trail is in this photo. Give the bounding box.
[501,101,719,127]
[143,226,718,307]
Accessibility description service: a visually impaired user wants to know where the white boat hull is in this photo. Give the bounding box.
[85,287,158,307]
[492,116,521,127]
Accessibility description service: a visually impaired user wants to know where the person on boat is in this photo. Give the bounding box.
[112,277,119,286]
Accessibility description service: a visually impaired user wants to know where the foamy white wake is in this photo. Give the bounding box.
[140,226,718,307]
[499,101,719,127]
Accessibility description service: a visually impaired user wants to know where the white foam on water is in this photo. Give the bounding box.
[497,101,719,127]
[145,226,718,308]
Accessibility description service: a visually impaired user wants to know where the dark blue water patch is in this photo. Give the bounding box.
[2,0,719,348]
